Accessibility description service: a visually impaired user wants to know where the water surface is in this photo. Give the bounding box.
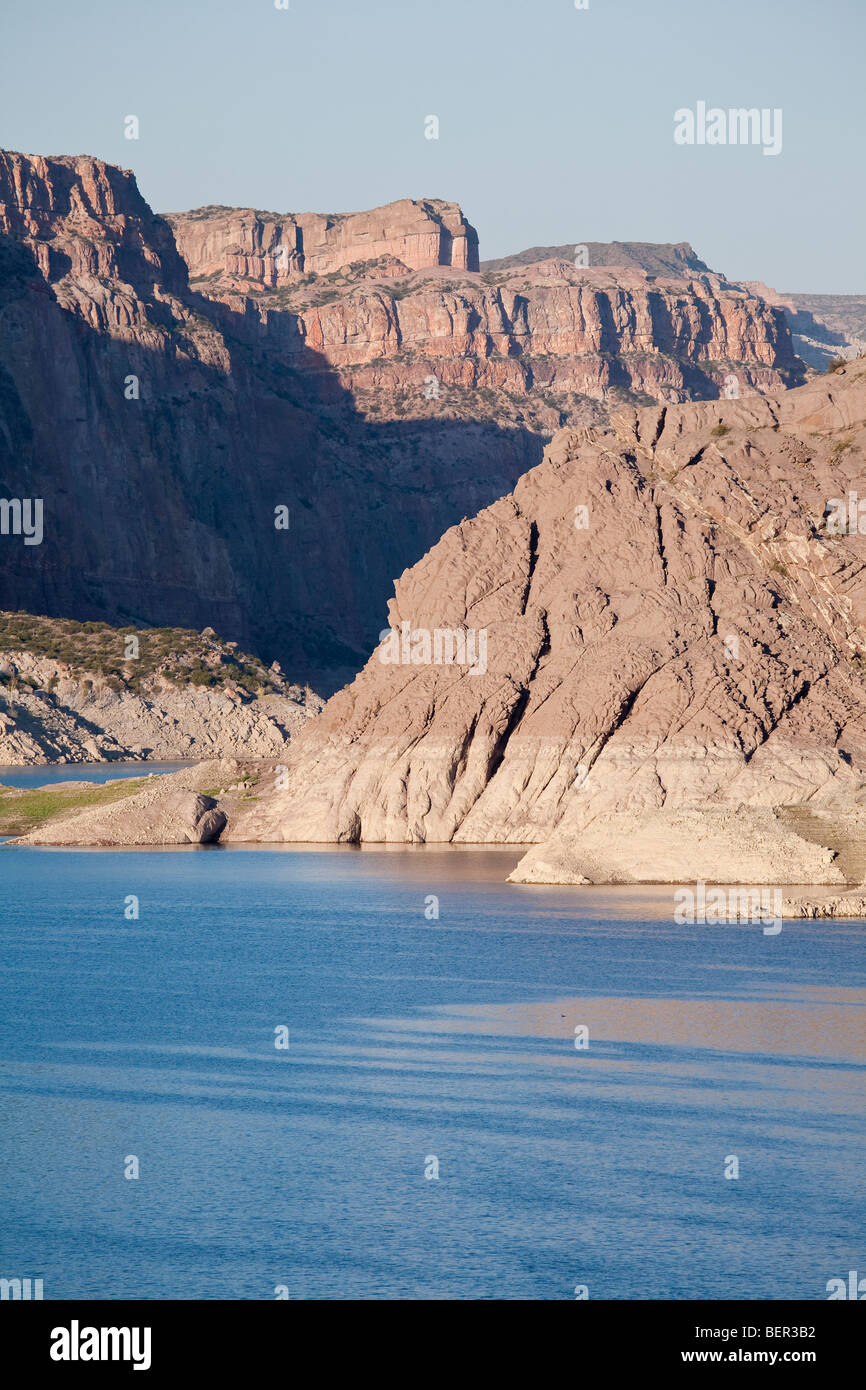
[0,760,191,789]
[0,845,862,1300]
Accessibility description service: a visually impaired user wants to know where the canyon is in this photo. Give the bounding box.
[16,360,866,907]
[0,149,811,693]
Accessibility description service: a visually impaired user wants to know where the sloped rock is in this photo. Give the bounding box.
[16,770,231,846]
[221,361,866,888]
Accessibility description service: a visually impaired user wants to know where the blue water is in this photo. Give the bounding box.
[0,844,863,1300]
[0,761,191,789]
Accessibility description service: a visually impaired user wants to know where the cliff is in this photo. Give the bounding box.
[167,199,804,410]
[0,149,806,692]
[743,280,866,369]
[167,197,479,285]
[20,361,866,877]
[208,360,866,886]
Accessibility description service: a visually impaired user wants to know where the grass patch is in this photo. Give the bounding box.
[830,435,855,458]
[0,777,148,836]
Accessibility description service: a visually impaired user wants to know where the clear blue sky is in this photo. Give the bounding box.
[2,0,863,292]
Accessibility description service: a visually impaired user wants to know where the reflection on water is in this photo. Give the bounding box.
[0,847,863,1300]
[415,989,866,1060]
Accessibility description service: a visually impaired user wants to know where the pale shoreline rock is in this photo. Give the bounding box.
[506,807,847,886]
[780,893,866,919]
[12,760,242,847]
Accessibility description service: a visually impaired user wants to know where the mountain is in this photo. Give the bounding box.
[0,150,805,692]
[481,240,711,277]
[203,359,866,889]
[20,361,866,885]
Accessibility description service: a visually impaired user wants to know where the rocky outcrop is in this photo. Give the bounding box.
[0,149,806,692]
[744,281,866,370]
[0,661,320,765]
[0,617,321,764]
[207,361,866,888]
[15,764,230,845]
[0,150,186,293]
[167,198,479,286]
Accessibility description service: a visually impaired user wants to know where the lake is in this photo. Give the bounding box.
[0,840,863,1300]
[0,760,193,790]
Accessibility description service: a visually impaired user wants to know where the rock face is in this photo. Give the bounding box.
[744,282,866,370]
[0,149,805,691]
[218,360,866,887]
[0,650,321,765]
[0,151,187,294]
[167,198,479,286]
[221,259,801,406]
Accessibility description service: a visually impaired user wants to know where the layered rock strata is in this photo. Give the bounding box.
[212,361,866,888]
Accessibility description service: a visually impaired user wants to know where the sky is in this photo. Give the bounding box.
[1,0,863,293]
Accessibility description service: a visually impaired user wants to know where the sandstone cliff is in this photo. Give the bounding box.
[167,198,479,286]
[0,149,805,693]
[743,281,866,370]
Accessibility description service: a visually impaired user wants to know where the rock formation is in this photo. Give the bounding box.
[743,281,866,370]
[0,148,806,692]
[167,198,479,286]
[205,359,866,889]
[13,763,231,846]
[0,153,541,691]
[0,616,321,764]
[210,259,801,407]
[19,355,866,891]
